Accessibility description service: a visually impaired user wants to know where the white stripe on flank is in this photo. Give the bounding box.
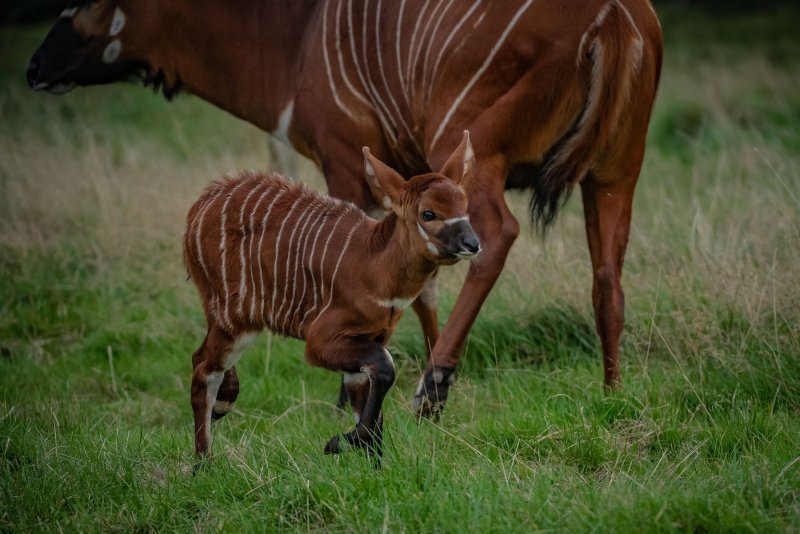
[335,0,371,109]
[237,182,265,318]
[316,215,348,305]
[430,0,536,150]
[421,0,457,92]
[375,0,420,151]
[322,1,356,119]
[246,184,273,320]
[443,215,469,225]
[256,188,287,322]
[301,212,347,326]
[356,0,400,145]
[286,206,326,333]
[219,180,250,331]
[405,0,434,94]
[276,200,317,332]
[194,189,224,288]
[315,223,360,320]
[395,0,409,105]
[408,0,448,94]
[299,210,335,326]
[270,195,305,326]
[427,0,482,105]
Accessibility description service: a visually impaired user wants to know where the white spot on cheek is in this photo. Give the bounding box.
[417,222,430,241]
[60,7,78,18]
[427,242,439,255]
[365,159,374,176]
[109,8,126,36]
[102,39,122,64]
[382,196,392,210]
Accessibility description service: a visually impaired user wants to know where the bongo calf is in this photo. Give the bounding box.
[184,132,480,460]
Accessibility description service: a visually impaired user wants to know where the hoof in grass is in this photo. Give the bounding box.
[412,366,455,421]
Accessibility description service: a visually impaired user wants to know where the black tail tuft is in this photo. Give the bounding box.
[528,127,583,236]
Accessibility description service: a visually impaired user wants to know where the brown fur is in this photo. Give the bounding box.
[185,135,479,460]
[30,0,663,404]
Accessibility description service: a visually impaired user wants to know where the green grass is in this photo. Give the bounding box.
[2,6,800,531]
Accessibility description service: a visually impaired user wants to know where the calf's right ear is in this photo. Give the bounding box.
[363,147,406,213]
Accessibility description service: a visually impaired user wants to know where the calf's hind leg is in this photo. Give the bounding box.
[211,367,239,421]
[191,327,251,458]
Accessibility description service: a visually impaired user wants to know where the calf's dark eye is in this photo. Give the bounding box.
[422,210,436,221]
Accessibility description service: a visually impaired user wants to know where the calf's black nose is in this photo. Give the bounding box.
[460,234,481,254]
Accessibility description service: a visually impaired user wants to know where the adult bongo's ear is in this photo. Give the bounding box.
[363,147,406,212]
[438,130,476,192]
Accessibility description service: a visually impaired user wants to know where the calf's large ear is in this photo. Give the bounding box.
[439,130,476,192]
[363,147,406,212]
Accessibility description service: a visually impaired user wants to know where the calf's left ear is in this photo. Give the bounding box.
[363,147,406,212]
[439,130,476,191]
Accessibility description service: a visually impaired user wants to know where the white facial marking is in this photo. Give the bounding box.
[431,0,535,150]
[59,7,78,18]
[374,297,415,309]
[343,372,369,385]
[427,242,439,255]
[102,39,122,64]
[365,159,374,176]
[382,196,392,210]
[443,216,469,225]
[109,8,126,36]
[271,101,294,145]
[417,222,430,241]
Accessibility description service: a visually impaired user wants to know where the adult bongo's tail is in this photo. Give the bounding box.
[530,0,644,232]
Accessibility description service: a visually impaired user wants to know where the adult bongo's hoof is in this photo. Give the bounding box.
[324,435,343,454]
[412,366,456,420]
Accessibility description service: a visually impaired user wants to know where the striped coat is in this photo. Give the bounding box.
[184,172,368,340]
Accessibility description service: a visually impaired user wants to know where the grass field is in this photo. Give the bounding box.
[2,6,800,531]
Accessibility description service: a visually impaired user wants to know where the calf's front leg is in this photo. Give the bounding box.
[305,332,395,461]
